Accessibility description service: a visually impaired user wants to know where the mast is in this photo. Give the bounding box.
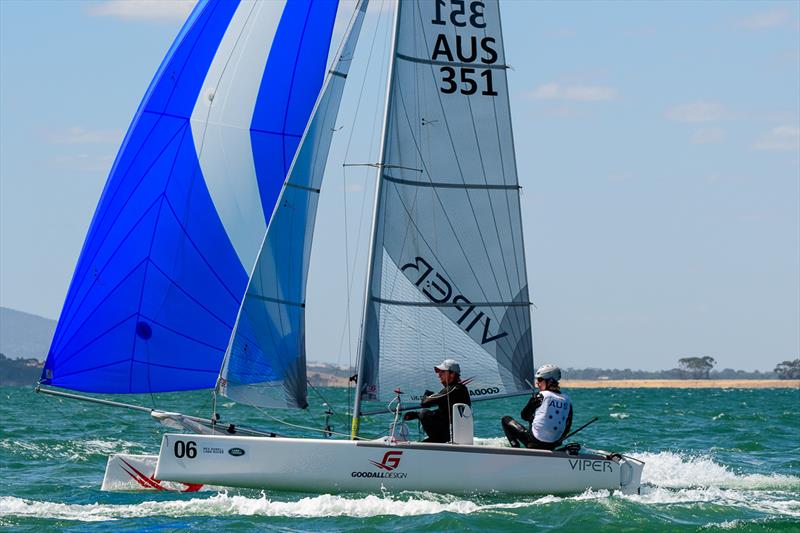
[350,0,402,439]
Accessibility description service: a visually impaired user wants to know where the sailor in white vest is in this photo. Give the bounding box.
[501,364,573,450]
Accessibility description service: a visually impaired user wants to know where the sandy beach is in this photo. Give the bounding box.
[561,379,800,389]
[305,375,800,389]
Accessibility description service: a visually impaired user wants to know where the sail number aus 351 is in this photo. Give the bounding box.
[431,0,498,96]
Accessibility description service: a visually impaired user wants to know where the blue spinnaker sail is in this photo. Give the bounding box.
[219,0,370,409]
[42,0,339,393]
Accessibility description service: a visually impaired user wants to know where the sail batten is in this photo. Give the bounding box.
[395,52,509,70]
[357,0,534,405]
[372,297,529,308]
[381,175,520,190]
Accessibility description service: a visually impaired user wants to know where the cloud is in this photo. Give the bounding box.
[752,126,800,151]
[664,101,728,123]
[691,128,726,145]
[736,8,795,30]
[86,1,195,22]
[44,127,123,145]
[526,83,617,102]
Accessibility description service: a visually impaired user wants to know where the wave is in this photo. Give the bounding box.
[622,451,800,518]
[627,486,800,517]
[473,436,510,447]
[0,438,147,462]
[633,451,800,490]
[0,493,531,522]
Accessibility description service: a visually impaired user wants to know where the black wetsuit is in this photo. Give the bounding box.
[406,383,471,443]
[502,392,573,450]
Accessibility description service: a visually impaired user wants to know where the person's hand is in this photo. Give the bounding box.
[403,411,418,421]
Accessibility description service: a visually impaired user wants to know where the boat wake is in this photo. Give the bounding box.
[0,492,529,522]
[634,451,799,490]
[625,451,800,518]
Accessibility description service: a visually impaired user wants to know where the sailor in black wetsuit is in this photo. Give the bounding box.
[403,359,471,443]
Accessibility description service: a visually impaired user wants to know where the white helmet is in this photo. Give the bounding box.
[535,363,561,382]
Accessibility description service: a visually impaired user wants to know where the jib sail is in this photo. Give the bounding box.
[218,0,370,409]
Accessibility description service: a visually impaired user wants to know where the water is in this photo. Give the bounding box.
[1,386,798,531]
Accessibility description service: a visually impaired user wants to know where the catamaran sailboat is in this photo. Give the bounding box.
[39,0,643,496]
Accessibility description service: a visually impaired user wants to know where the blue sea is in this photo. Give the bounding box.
[1,386,798,531]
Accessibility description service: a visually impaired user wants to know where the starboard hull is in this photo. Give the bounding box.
[102,453,206,492]
[154,434,643,495]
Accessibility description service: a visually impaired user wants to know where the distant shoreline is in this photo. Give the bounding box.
[561,379,800,389]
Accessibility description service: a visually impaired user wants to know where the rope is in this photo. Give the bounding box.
[252,405,374,441]
[38,390,85,430]
[307,380,337,416]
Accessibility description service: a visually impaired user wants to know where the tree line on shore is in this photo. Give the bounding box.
[567,356,800,380]
[0,353,42,386]
[2,353,798,387]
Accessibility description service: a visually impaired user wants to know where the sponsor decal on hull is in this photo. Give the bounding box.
[118,457,203,492]
[569,459,614,473]
[352,451,409,479]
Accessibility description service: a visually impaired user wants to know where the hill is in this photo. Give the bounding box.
[0,307,56,361]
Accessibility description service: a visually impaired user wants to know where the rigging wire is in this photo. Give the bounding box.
[39,392,82,430]
[306,379,337,416]
[251,404,373,441]
[334,0,390,416]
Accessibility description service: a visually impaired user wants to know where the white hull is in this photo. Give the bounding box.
[155,434,643,495]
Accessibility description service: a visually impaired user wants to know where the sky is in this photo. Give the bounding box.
[1,0,798,372]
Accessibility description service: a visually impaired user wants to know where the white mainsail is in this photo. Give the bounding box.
[357,0,533,407]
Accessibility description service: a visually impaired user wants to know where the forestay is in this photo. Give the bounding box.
[42,0,339,393]
[359,0,533,404]
[218,1,370,409]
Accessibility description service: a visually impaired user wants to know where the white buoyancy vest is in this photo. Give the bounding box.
[531,390,571,443]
